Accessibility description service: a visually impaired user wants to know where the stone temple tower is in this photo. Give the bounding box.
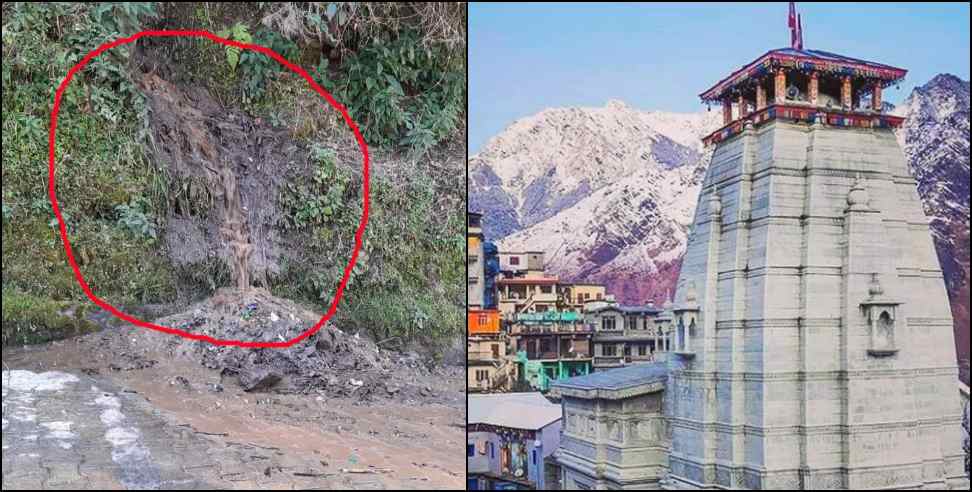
[664,7,968,490]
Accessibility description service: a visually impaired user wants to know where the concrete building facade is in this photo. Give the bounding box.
[587,303,672,372]
[469,393,564,490]
[511,311,594,392]
[553,364,671,490]
[468,212,486,309]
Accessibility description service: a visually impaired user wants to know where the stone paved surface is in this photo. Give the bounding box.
[2,370,422,490]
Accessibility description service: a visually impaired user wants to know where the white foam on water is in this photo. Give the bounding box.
[2,370,79,392]
[11,408,37,423]
[41,421,77,440]
[92,388,160,488]
[105,427,139,447]
[95,394,121,408]
[100,408,125,427]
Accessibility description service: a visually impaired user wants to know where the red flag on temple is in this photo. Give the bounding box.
[789,2,798,49]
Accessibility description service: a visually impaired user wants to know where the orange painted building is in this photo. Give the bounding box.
[468,309,501,335]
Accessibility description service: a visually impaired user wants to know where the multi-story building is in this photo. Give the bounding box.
[469,309,514,393]
[510,311,593,392]
[499,251,545,276]
[558,283,607,312]
[587,300,672,372]
[468,393,563,490]
[497,275,560,318]
[467,212,485,309]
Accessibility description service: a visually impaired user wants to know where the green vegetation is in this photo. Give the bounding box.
[1,287,99,345]
[2,2,465,352]
[2,2,174,343]
[277,145,465,352]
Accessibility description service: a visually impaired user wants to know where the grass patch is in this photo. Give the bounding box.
[1,288,99,346]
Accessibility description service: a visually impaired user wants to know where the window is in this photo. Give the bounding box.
[532,450,537,465]
[468,444,474,457]
[476,370,490,381]
[478,314,488,325]
[638,345,647,356]
[491,344,500,359]
[602,317,616,331]
[510,256,520,265]
[489,442,495,459]
[539,338,553,354]
[624,345,631,356]
[596,293,603,300]
[603,344,616,356]
[540,285,552,294]
[583,293,590,301]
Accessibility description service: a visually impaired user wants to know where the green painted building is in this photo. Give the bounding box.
[510,311,593,392]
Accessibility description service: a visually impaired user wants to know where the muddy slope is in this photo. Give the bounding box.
[137,71,309,289]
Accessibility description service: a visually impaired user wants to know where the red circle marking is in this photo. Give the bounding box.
[48,30,370,348]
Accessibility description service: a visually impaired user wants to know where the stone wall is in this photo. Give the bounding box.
[557,380,669,489]
[667,120,968,489]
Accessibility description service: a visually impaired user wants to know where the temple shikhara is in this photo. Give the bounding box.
[552,4,968,490]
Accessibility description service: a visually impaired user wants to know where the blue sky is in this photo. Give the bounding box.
[469,2,971,153]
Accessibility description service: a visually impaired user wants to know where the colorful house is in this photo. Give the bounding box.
[510,310,593,392]
[468,393,563,490]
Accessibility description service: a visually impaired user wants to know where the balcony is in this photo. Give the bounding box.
[593,356,624,367]
[468,349,504,362]
[520,349,591,361]
[595,330,658,341]
[509,324,592,335]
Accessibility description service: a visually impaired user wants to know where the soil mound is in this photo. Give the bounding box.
[138,288,437,401]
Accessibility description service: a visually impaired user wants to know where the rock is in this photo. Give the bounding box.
[171,376,191,389]
[239,368,282,392]
[316,333,334,352]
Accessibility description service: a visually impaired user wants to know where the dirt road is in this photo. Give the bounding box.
[2,326,466,490]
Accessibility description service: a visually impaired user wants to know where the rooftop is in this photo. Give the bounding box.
[468,392,562,431]
[497,277,559,286]
[588,305,662,315]
[700,47,907,102]
[552,362,668,392]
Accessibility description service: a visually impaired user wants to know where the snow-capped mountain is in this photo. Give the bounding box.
[469,100,720,241]
[469,100,721,304]
[894,73,971,382]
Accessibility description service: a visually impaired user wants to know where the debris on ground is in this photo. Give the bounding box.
[130,288,448,401]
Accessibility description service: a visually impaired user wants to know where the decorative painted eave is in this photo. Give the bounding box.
[702,103,905,146]
[699,48,907,102]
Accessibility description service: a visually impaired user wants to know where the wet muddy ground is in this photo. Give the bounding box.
[2,321,466,490]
